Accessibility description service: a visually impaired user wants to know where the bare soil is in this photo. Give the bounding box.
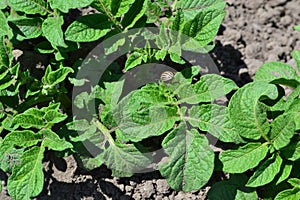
[1,0,300,199]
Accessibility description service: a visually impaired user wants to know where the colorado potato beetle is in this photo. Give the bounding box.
[160,71,174,82]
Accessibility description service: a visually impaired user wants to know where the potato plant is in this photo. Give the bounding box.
[0,0,228,199]
[0,0,298,199]
[211,28,300,199]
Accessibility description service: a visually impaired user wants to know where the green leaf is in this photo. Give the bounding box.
[66,119,90,132]
[114,0,136,17]
[54,48,68,61]
[2,84,20,97]
[110,0,122,15]
[7,146,45,200]
[73,91,89,109]
[0,10,10,37]
[274,187,300,200]
[175,74,238,104]
[270,114,295,150]
[145,0,162,23]
[40,129,72,151]
[121,0,147,30]
[288,178,300,187]
[98,80,124,107]
[42,65,74,86]
[69,121,105,153]
[70,125,98,142]
[235,189,259,200]
[169,43,185,64]
[246,154,282,187]
[65,14,112,42]
[42,16,67,48]
[228,82,278,140]
[78,154,104,171]
[0,147,24,173]
[182,38,215,53]
[0,61,18,90]
[208,174,257,200]
[276,162,293,185]
[0,36,11,68]
[179,0,226,21]
[286,97,300,131]
[0,1,7,9]
[159,123,214,192]
[10,114,45,129]
[169,9,184,44]
[0,75,16,90]
[44,110,67,124]
[295,114,300,131]
[124,51,145,71]
[254,62,300,87]
[100,140,151,177]
[90,0,110,13]
[75,120,150,175]
[188,104,245,143]
[182,6,225,46]
[9,17,43,40]
[282,141,300,161]
[292,50,300,74]
[0,102,4,119]
[294,24,300,32]
[68,77,86,86]
[219,142,269,173]
[72,86,102,112]
[171,9,184,32]
[0,67,9,81]
[0,130,41,161]
[3,130,41,147]
[48,0,94,13]
[7,0,48,15]
[155,24,171,49]
[114,83,179,142]
[40,102,60,112]
[98,80,125,127]
[154,49,167,60]
[103,35,125,55]
[286,85,300,109]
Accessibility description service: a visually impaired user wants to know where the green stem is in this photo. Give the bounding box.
[43,5,56,16]
[261,130,271,144]
[94,120,116,145]
[52,8,59,18]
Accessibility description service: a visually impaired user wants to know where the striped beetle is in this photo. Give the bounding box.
[160,71,174,82]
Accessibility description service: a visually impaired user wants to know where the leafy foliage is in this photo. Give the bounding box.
[219,49,300,199]
[0,104,72,200]
[71,66,238,190]
[0,0,227,198]
[0,0,298,199]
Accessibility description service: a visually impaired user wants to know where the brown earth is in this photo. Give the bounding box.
[1,0,300,199]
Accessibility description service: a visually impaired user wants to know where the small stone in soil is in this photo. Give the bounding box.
[132,192,142,200]
[155,194,163,200]
[155,179,170,194]
[245,0,264,10]
[125,185,134,193]
[269,0,287,7]
[142,181,154,198]
[280,15,293,27]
